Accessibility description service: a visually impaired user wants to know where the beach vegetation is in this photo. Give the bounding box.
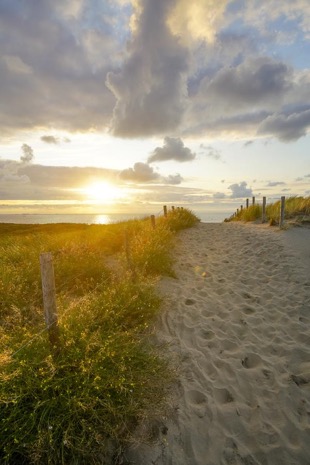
[225,196,310,225]
[0,209,199,464]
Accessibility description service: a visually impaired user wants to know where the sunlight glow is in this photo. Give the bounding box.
[82,181,125,204]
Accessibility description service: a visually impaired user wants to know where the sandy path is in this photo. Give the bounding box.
[126,222,310,465]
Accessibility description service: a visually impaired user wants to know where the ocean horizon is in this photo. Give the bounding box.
[0,210,229,225]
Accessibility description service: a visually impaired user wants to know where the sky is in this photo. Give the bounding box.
[0,0,309,219]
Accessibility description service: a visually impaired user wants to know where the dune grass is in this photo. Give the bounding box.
[225,196,310,225]
[0,209,199,464]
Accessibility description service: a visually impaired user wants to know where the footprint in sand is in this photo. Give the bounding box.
[186,390,210,419]
[241,353,263,369]
[213,387,234,404]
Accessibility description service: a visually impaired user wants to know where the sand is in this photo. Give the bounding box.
[125,222,310,465]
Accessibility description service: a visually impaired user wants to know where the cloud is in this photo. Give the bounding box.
[0,161,119,200]
[228,181,253,198]
[167,0,227,44]
[106,0,189,137]
[213,192,226,199]
[20,144,34,163]
[41,135,71,144]
[119,162,160,182]
[199,144,221,160]
[163,174,183,185]
[148,137,195,163]
[0,159,30,184]
[0,0,120,136]
[0,0,310,145]
[266,181,286,187]
[258,108,310,141]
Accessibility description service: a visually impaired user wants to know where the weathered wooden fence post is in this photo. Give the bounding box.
[280,196,285,228]
[240,205,243,212]
[252,196,255,206]
[150,214,156,229]
[40,253,60,355]
[171,206,175,212]
[262,197,266,223]
[246,198,249,208]
[163,205,167,217]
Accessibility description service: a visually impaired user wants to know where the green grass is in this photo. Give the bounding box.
[0,208,199,464]
[225,196,310,225]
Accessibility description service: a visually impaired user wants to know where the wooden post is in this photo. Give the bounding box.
[262,197,266,223]
[240,205,243,211]
[171,206,175,212]
[246,198,249,208]
[280,196,285,228]
[252,196,255,206]
[150,215,156,229]
[163,205,167,217]
[237,208,239,215]
[40,253,60,355]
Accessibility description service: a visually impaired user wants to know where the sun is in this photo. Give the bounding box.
[82,181,123,204]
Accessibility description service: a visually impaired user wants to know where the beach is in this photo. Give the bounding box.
[126,222,310,465]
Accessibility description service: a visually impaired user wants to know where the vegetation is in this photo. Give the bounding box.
[225,196,310,225]
[0,208,199,464]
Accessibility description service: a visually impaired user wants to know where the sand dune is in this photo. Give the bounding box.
[126,222,310,465]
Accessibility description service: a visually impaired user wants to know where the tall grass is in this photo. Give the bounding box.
[225,196,310,225]
[0,209,199,464]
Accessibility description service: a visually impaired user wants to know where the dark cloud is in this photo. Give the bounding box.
[0,0,310,145]
[206,58,291,106]
[185,55,310,141]
[106,0,189,137]
[148,137,195,163]
[258,108,310,141]
[228,181,253,198]
[0,0,119,136]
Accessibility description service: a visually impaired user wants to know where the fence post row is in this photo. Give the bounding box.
[39,252,60,355]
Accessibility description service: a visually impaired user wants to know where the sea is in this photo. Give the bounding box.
[0,210,229,225]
